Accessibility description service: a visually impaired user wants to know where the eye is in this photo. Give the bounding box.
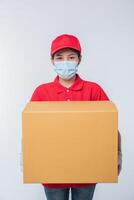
[69,56,76,59]
[55,56,63,60]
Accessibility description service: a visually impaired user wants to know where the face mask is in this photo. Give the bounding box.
[53,60,78,80]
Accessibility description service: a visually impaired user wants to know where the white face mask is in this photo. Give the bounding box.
[53,60,78,80]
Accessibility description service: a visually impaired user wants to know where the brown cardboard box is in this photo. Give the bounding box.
[22,101,118,183]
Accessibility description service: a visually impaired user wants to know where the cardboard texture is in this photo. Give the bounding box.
[22,101,118,183]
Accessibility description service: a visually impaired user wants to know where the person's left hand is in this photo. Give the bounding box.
[118,151,122,175]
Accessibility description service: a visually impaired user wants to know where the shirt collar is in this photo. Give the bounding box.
[53,74,84,94]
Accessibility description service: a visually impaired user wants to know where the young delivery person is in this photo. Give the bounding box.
[30,34,122,200]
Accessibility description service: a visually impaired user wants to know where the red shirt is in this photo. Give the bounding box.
[30,73,109,188]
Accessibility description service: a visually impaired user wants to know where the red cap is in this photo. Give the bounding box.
[50,34,81,56]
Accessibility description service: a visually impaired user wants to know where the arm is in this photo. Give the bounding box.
[118,130,122,175]
[20,87,41,173]
[94,84,122,174]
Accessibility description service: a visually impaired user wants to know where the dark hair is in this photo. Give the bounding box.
[51,48,81,59]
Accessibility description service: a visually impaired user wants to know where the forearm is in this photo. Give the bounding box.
[118,130,122,174]
[118,130,122,153]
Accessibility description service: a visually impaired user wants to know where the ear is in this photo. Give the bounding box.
[78,55,82,65]
[51,58,54,65]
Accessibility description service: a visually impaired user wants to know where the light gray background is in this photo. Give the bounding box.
[0,0,134,199]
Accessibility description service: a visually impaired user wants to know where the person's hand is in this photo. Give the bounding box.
[118,151,122,175]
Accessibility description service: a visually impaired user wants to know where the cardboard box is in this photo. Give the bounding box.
[22,101,118,183]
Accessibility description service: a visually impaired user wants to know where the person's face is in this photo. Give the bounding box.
[51,48,81,65]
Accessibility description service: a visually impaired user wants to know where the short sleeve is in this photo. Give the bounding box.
[92,84,109,101]
[30,88,41,101]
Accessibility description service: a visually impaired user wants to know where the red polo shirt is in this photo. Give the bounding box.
[30,73,109,188]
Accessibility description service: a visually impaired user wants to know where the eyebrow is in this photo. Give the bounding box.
[55,53,77,57]
[54,53,62,57]
[68,53,77,56]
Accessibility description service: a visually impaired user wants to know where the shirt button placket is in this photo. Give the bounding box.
[66,88,70,101]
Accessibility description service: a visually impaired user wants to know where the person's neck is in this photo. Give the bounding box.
[59,74,77,88]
